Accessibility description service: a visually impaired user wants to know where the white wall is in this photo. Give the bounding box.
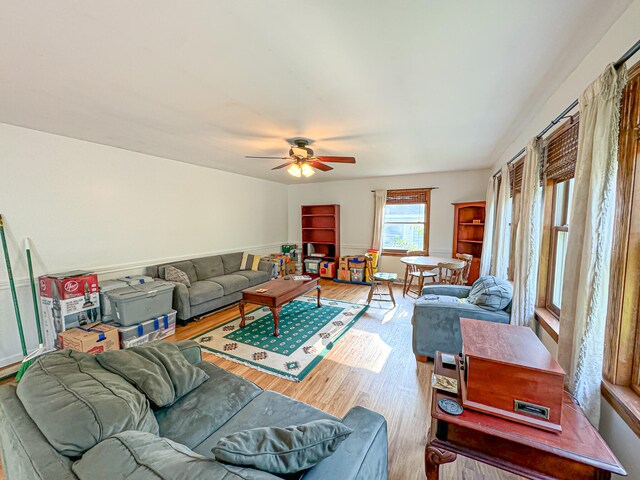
[287,169,490,277]
[0,123,289,367]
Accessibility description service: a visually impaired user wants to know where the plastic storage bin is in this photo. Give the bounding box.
[304,258,322,274]
[117,275,154,286]
[350,267,365,282]
[99,279,128,321]
[119,311,177,349]
[108,281,174,326]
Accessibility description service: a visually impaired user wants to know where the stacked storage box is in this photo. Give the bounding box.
[103,278,176,348]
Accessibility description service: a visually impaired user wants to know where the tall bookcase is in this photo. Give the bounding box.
[301,204,340,269]
[452,201,486,285]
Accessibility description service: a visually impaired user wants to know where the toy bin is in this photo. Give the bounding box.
[108,281,174,326]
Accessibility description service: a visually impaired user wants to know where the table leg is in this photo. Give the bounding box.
[239,300,247,328]
[317,285,322,308]
[424,444,457,480]
[270,306,282,337]
[403,265,409,297]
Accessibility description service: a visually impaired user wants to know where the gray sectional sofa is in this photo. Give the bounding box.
[0,340,388,480]
[146,252,272,322]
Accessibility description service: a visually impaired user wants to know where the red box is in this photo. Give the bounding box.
[319,261,336,278]
[39,271,101,347]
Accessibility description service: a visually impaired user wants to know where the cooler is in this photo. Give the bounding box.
[108,281,174,326]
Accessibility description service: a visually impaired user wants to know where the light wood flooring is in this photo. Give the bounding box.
[0,279,522,480]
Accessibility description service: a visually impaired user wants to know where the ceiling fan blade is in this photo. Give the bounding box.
[315,156,356,164]
[308,161,333,172]
[271,161,293,170]
[245,156,291,159]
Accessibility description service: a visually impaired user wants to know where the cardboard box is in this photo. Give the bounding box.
[58,322,120,354]
[348,257,366,269]
[40,271,101,348]
[338,256,351,270]
[337,268,351,281]
[285,262,297,274]
[319,261,336,278]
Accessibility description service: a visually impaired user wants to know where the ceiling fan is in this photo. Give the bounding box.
[245,139,356,177]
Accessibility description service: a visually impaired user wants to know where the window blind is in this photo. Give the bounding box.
[544,116,579,183]
[510,158,525,197]
[386,188,431,205]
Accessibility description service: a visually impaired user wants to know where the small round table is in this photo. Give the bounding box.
[400,256,466,296]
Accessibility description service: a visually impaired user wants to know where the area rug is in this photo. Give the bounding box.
[191,297,368,382]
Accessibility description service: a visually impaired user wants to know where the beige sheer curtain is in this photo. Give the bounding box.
[558,64,627,425]
[371,190,387,250]
[491,164,511,279]
[511,138,543,326]
[480,176,497,276]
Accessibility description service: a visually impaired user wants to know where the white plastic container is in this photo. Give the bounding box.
[108,281,174,326]
[117,275,154,286]
[99,279,129,321]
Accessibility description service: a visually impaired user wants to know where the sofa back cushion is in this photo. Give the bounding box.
[192,256,225,280]
[221,252,243,274]
[159,261,197,284]
[72,431,281,480]
[16,350,158,457]
[467,276,513,311]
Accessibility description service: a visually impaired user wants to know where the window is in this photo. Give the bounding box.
[546,178,573,315]
[381,189,430,254]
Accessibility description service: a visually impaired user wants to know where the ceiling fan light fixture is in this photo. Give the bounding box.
[301,162,315,177]
[287,163,302,177]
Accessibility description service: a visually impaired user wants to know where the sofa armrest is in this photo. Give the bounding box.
[174,340,202,365]
[303,407,388,480]
[421,285,471,298]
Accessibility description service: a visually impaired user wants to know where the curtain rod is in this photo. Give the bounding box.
[370,187,438,192]
[492,38,640,179]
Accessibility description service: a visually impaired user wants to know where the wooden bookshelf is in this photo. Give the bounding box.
[301,205,340,271]
[452,201,486,284]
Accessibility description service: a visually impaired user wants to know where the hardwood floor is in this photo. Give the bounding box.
[0,279,522,480]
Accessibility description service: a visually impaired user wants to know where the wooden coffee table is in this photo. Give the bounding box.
[238,275,321,337]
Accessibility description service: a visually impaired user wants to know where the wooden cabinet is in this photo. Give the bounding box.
[452,201,486,285]
[301,205,340,268]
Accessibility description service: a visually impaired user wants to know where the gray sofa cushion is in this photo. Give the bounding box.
[72,431,281,480]
[97,342,209,408]
[221,252,244,274]
[212,274,250,295]
[160,261,198,284]
[212,419,353,474]
[236,270,270,287]
[193,391,338,457]
[190,280,225,305]
[193,256,225,281]
[467,276,513,311]
[156,362,262,449]
[16,350,158,457]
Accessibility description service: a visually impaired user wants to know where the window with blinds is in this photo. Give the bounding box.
[382,189,431,253]
[544,115,579,182]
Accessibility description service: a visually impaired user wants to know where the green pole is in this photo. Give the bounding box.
[25,238,43,345]
[0,215,27,357]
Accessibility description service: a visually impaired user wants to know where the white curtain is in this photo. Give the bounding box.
[480,176,497,276]
[558,64,627,425]
[371,190,387,251]
[491,164,512,279]
[511,138,543,327]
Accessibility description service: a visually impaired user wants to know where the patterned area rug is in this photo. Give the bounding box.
[191,297,368,382]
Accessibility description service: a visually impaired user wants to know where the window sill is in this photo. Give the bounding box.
[534,307,559,343]
[602,381,640,438]
[381,251,409,257]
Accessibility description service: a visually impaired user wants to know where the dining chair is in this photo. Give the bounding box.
[404,250,438,298]
[437,262,465,285]
[364,254,397,307]
[456,253,473,285]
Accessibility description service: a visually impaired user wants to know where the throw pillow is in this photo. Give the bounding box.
[240,252,261,271]
[212,419,353,474]
[164,265,191,287]
[72,431,281,480]
[16,350,158,457]
[467,276,513,311]
[97,341,209,408]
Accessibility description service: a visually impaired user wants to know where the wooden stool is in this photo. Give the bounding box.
[367,272,398,306]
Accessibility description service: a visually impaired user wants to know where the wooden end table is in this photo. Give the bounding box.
[426,352,626,479]
[238,275,321,337]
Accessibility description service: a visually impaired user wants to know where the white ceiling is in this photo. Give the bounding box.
[0,1,632,183]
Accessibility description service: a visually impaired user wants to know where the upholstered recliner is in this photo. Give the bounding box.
[411,276,513,360]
